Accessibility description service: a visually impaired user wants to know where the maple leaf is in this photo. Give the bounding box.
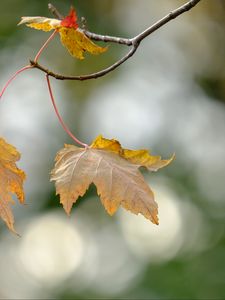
[18,7,107,59]
[51,135,174,225]
[0,138,26,234]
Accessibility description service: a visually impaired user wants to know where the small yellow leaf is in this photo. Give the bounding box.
[122,149,175,171]
[0,137,26,233]
[90,134,121,153]
[18,17,60,31]
[91,135,175,171]
[59,27,108,59]
[18,8,108,60]
[26,23,55,32]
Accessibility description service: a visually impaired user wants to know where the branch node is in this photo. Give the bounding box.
[29,60,35,66]
[81,17,88,30]
[169,11,175,19]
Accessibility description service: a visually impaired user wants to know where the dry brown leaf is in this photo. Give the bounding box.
[0,138,26,233]
[51,135,174,224]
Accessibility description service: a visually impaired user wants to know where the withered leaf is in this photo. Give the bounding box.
[51,135,174,224]
[0,138,26,233]
[18,16,61,31]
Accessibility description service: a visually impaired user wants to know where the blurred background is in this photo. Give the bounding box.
[0,0,225,299]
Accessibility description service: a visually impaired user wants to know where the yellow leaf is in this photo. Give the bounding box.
[59,27,108,59]
[18,8,108,60]
[18,17,60,31]
[91,135,175,171]
[122,149,175,171]
[51,135,174,224]
[90,134,121,153]
[0,138,26,234]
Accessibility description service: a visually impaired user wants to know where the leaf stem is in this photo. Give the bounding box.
[46,75,88,148]
[1,30,57,100]
[34,29,58,63]
[0,65,32,99]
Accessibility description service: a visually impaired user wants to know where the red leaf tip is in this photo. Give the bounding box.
[61,7,78,29]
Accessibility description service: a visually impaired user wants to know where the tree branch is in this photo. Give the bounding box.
[132,0,201,44]
[83,31,133,46]
[30,46,137,81]
[34,0,201,81]
[48,3,64,20]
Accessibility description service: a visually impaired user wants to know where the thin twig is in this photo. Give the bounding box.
[48,3,64,20]
[46,75,88,147]
[132,0,201,44]
[36,0,201,81]
[31,46,137,81]
[83,31,132,46]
